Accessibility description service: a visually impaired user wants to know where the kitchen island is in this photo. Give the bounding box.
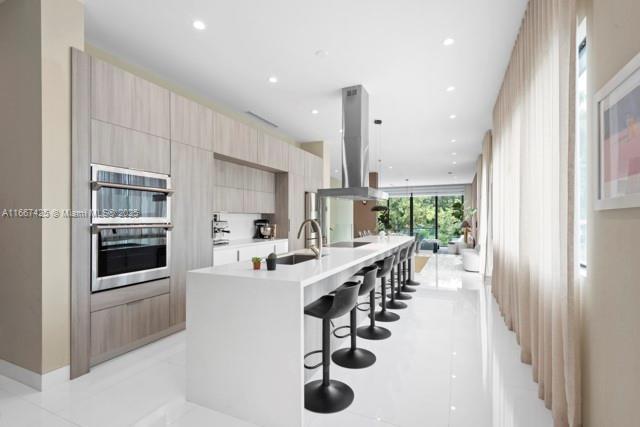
[186,235,414,427]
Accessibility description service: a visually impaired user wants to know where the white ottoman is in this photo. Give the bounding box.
[462,245,481,272]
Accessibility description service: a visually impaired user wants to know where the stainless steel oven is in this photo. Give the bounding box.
[91,224,172,292]
[90,164,173,292]
[91,164,172,224]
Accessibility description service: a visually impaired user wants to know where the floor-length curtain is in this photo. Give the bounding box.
[478,131,493,277]
[491,0,580,426]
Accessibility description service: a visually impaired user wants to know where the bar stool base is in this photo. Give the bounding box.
[385,300,408,310]
[356,325,391,340]
[407,279,421,286]
[305,379,354,413]
[332,347,376,369]
[390,292,412,300]
[400,286,416,293]
[372,310,400,322]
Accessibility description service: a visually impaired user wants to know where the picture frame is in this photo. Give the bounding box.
[595,50,640,210]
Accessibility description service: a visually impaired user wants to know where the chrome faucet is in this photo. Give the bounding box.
[297,219,323,259]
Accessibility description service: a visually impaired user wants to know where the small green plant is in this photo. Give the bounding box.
[251,256,262,263]
[267,252,277,260]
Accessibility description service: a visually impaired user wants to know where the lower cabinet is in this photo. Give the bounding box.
[90,292,170,364]
[213,247,239,266]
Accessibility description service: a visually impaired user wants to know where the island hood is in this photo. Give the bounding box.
[317,85,388,201]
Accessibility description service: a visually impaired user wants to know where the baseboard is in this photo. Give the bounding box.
[0,359,70,391]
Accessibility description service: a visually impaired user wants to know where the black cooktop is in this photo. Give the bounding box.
[329,241,371,248]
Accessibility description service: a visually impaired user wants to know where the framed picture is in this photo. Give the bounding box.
[595,50,640,210]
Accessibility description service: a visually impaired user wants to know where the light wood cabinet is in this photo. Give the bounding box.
[170,142,214,325]
[90,304,128,359]
[91,120,170,174]
[304,152,323,192]
[257,191,276,214]
[258,132,289,171]
[213,186,244,212]
[288,145,306,176]
[214,112,258,163]
[288,173,306,250]
[128,294,171,343]
[243,190,259,213]
[91,57,170,138]
[171,93,214,150]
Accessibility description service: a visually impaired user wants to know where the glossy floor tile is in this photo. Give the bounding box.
[0,253,552,427]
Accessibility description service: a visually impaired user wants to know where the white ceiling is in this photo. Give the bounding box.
[85,0,526,186]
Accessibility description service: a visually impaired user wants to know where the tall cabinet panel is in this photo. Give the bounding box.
[170,142,214,325]
[304,152,323,192]
[258,132,289,171]
[91,57,170,138]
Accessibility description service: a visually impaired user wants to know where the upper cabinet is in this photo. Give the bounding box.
[257,132,289,171]
[304,151,323,192]
[170,93,214,151]
[91,57,170,138]
[288,145,306,176]
[213,112,258,163]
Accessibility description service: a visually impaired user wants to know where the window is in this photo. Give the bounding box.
[576,19,587,269]
[387,194,464,244]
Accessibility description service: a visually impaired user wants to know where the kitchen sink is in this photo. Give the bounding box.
[276,254,324,265]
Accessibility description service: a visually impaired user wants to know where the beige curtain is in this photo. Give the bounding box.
[491,0,581,426]
[478,131,493,277]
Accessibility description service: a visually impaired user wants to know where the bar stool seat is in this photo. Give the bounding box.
[304,281,361,413]
[406,239,421,286]
[372,256,400,322]
[399,241,417,293]
[386,247,409,308]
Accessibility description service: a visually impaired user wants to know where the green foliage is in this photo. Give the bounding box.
[387,195,464,244]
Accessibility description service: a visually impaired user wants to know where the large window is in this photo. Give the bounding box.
[387,194,464,244]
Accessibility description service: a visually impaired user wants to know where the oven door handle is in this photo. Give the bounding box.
[91,223,174,232]
[91,181,174,194]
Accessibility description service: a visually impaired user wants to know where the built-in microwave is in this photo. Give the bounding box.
[90,164,172,224]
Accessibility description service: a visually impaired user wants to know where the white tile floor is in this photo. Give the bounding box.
[0,254,553,427]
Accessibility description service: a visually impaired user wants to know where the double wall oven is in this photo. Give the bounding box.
[91,164,173,293]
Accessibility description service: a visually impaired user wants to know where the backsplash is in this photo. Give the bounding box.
[215,213,261,240]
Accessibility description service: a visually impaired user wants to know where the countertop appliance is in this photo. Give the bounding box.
[212,215,231,246]
[254,219,274,239]
[90,164,173,293]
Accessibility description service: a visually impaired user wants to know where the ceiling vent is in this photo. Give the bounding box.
[245,111,278,128]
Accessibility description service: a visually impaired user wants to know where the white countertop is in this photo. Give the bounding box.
[193,235,413,287]
[213,238,288,250]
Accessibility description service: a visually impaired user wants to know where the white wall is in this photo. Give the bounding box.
[583,0,640,425]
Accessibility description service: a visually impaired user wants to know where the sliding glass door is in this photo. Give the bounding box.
[386,194,464,243]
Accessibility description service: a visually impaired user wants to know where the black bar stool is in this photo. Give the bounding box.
[386,247,410,306]
[332,265,378,369]
[372,255,400,322]
[406,239,421,286]
[400,241,417,293]
[355,263,393,341]
[393,244,413,300]
[304,281,361,413]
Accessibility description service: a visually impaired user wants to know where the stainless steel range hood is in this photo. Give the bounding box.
[318,85,388,201]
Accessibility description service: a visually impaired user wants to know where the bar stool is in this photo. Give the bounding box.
[406,239,421,286]
[393,244,413,300]
[372,255,400,322]
[355,262,393,341]
[400,241,417,293]
[304,281,361,413]
[386,247,410,307]
[332,265,378,369]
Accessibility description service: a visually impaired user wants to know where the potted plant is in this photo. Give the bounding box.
[251,256,262,270]
[371,205,391,235]
[266,252,277,271]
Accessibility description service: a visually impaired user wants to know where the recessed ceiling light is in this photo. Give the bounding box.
[451,139,457,143]
[443,38,455,46]
[388,166,393,169]
[334,169,339,173]
[268,76,278,83]
[452,152,457,156]
[449,114,457,119]
[452,374,457,379]
[311,109,319,115]
[192,20,206,30]
[339,129,343,133]
[451,406,457,411]
[452,161,457,165]
[315,49,329,57]
[446,86,456,92]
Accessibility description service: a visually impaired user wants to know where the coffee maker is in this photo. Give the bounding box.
[254,219,273,239]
